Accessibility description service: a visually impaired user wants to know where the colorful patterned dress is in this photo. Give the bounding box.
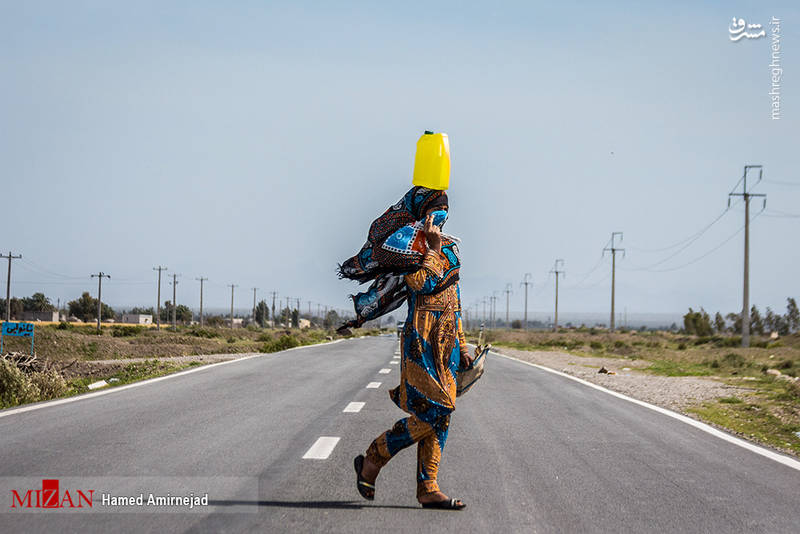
[365,246,468,497]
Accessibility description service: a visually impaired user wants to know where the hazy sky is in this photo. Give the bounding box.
[1,1,797,320]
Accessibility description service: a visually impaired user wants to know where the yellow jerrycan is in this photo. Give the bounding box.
[412,131,450,190]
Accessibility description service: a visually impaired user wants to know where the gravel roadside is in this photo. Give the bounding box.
[491,345,750,412]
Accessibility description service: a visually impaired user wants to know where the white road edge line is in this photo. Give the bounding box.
[343,402,365,413]
[366,382,381,389]
[490,349,800,472]
[378,368,391,374]
[302,436,340,459]
[0,338,352,419]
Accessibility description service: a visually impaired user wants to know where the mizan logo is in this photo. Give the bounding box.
[10,479,94,509]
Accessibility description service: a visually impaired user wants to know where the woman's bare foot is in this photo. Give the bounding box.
[418,491,464,506]
[360,456,380,484]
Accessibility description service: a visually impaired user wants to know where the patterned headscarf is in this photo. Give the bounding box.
[338,186,459,330]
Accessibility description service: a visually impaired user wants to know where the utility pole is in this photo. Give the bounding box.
[482,297,487,322]
[1,252,22,322]
[603,233,625,332]
[90,272,111,331]
[153,266,168,330]
[195,277,207,327]
[251,287,258,324]
[550,259,565,332]
[504,283,513,326]
[228,284,237,329]
[490,292,498,330]
[270,292,278,328]
[521,273,532,330]
[170,274,180,331]
[729,165,766,348]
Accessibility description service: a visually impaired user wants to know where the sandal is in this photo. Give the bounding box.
[421,498,467,510]
[353,455,375,500]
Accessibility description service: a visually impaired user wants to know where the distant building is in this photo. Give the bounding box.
[122,314,153,325]
[299,318,311,329]
[231,318,244,328]
[22,311,59,322]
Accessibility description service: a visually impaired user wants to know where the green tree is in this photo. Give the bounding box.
[160,302,192,323]
[713,312,726,334]
[255,300,269,327]
[0,298,24,319]
[323,310,340,329]
[764,307,778,333]
[291,309,299,328]
[786,297,800,333]
[750,305,764,335]
[129,306,155,316]
[725,312,742,334]
[67,292,114,322]
[22,293,56,312]
[683,308,712,336]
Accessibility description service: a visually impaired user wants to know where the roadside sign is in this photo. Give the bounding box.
[1,322,35,355]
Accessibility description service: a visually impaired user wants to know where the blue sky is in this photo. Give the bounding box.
[1,1,797,321]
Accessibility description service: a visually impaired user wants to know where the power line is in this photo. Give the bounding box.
[763,178,800,186]
[626,205,732,253]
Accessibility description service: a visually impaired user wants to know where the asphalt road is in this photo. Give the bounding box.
[1,335,798,533]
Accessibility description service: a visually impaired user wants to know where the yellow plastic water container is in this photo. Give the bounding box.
[412,131,450,190]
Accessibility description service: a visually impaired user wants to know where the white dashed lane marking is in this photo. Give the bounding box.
[302,437,340,459]
[389,361,399,365]
[366,382,381,388]
[343,402,365,413]
[379,368,391,374]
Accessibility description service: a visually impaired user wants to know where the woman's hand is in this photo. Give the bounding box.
[423,214,442,254]
[460,351,473,370]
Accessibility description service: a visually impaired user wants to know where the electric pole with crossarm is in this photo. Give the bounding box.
[551,259,565,332]
[504,283,513,326]
[521,273,532,329]
[153,266,167,330]
[91,272,111,331]
[729,165,766,348]
[603,233,625,332]
[196,277,207,327]
[1,252,22,322]
[170,274,180,331]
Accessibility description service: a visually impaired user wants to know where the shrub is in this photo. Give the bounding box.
[722,352,746,367]
[590,341,603,350]
[56,322,71,330]
[262,335,300,353]
[719,397,743,404]
[256,333,273,342]
[188,328,220,339]
[0,359,40,408]
[677,343,687,350]
[710,360,720,368]
[511,320,522,329]
[778,359,794,370]
[30,369,67,399]
[111,325,145,337]
[614,340,626,348]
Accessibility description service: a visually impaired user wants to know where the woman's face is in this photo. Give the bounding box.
[426,205,448,216]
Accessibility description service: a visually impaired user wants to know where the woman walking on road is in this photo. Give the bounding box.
[338,132,472,510]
